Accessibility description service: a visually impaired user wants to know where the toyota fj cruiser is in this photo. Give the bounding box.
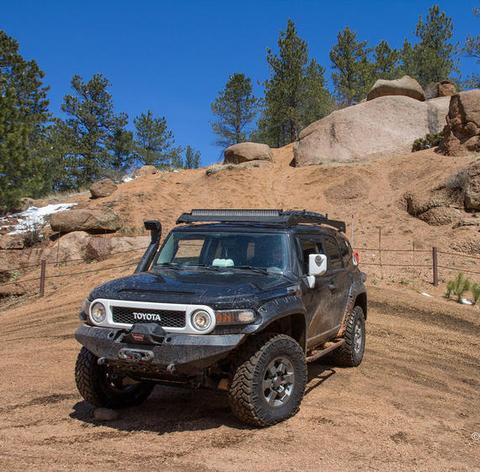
[75,209,367,426]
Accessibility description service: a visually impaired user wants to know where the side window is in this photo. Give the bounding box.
[339,238,352,266]
[298,238,322,274]
[323,236,343,270]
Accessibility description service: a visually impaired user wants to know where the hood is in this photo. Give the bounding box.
[89,267,294,309]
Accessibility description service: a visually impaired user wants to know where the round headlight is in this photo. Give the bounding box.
[191,310,212,331]
[90,302,106,324]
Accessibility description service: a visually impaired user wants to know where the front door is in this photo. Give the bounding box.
[299,235,350,349]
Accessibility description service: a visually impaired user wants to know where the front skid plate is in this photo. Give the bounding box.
[75,324,245,373]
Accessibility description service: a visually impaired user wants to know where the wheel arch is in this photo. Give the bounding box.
[260,313,307,352]
[354,291,367,319]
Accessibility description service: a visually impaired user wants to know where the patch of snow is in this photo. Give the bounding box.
[5,203,77,234]
[420,292,433,298]
[459,298,474,305]
[122,175,134,183]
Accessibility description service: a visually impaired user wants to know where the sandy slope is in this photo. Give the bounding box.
[46,145,477,252]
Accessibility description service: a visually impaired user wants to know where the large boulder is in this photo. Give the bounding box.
[47,231,90,262]
[133,165,158,178]
[294,95,450,166]
[463,161,480,211]
[224,142,272,164]
[90,178,117,199]
[441,90,480,156]
[110,236,149,254]
[49,208,121,234]
[367,75,425,102]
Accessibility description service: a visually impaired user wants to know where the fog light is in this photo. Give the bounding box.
[216,309,255,325]
[191,310,213,331]
[90,302,106,324]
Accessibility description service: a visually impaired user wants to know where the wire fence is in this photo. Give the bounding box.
[1,241,479,301]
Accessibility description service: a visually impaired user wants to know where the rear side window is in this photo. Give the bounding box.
[323,236,343,270]
[339,238,352,265]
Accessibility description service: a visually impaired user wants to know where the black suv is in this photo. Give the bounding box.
[75,209,367,426]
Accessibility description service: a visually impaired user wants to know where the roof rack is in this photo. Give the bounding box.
[176,209,346,232]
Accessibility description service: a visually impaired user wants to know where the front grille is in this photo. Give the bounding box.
[111,306,186,328]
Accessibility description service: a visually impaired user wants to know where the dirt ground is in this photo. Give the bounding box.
[0,277,479,471]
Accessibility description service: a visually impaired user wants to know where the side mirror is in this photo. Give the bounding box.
[306,254,328,288]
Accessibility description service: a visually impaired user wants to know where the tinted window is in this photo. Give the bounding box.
[323,236,343,269]
[154,231,288,271]
[339,238,352,265]
[298,238,323,273]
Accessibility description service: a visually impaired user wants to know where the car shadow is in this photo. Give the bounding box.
[70,363,337,433]
[305,362,336,395]
[70,386,253,434]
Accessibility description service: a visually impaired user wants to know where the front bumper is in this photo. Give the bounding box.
[75,324,245,375]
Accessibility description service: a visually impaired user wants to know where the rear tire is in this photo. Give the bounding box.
[229,333,307,427]
[75,347,154,409]
[329,305,366,367]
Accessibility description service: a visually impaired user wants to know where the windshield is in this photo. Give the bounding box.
[153,231,289,273]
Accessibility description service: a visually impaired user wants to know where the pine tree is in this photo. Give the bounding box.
[258,19,333,147]
[0,30,50,213]
[211,73,258,148]
[59,74,129,186]
[298,59,335,130]
[183,145,201,169]
[464,4,480,88]
[401,5,456,87]
[133,110,180,167]
[372,40,400,80]
[330,27,373,105]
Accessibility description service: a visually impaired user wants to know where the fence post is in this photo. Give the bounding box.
[39,259,46,297]
[377,227,383,279]
[432,247,439,286]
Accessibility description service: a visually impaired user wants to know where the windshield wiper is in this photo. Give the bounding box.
[186,264,222,271]
[155,262,181,269]
[231,265,270,274]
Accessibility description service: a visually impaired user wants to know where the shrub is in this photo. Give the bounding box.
[412,132,443,152]
[471,283,480,305]
[445,273,471,302]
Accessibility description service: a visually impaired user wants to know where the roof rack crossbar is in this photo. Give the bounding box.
[176,209,346,232]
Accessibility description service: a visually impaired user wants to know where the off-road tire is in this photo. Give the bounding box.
[329,305,366,367]
[75,347,154,409]
[229,333,307,427]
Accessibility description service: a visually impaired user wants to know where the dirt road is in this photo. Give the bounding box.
[0,285,479,471]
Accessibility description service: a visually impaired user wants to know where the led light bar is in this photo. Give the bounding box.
[177,209,346,232]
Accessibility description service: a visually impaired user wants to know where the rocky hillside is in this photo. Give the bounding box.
[1,80,479,294]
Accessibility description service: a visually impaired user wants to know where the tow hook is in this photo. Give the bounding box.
[118,348,154,363]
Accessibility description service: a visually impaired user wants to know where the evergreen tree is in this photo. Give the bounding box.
[183,145,201,169]
[211,73,258,148]
[330,27,372,105]
[372,40,400,80]
[464,4,480,88]
[0,30,49,212]
[401,4,456,86]
[133,110,180,167]
[109,125,134,173]
[298,59,335,129]
[60,74,129,186]
[258,19,333,147]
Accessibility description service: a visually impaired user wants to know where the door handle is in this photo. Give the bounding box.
[328,283,337,292]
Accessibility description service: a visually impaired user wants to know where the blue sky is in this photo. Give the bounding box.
[1,0,478,165]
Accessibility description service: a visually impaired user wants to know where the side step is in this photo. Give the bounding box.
[306,339,345,363]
